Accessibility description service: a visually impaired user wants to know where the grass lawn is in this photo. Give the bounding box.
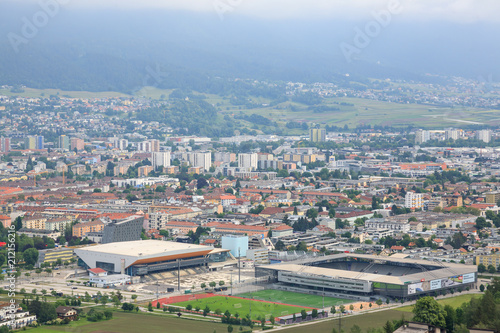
[172,295,305,320]
[397,294,479,313]
[280,309,409,333]
[236,290,352,309]
[24,311,230,333]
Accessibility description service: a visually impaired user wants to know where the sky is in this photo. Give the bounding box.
[18,0,500,23]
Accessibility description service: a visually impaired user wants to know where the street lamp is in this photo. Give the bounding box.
[230,269,233,296]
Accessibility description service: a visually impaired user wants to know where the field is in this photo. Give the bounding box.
[4,86,499,129]
[236,290,352,309]
[397,294,479,313]
[172,295,308,320]
[23,311,229,333]
[279,309,409,333]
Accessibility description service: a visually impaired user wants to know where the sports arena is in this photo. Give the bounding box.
[256,253,477,301]
[75,240,231,276]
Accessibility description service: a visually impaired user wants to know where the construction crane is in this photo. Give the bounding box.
[29,170,49,187]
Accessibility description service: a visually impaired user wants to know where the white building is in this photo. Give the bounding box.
[238,153,258,171]
[110,137,128,150]
[90,274,131,287]
[415,129,430,144]
[152,151,171,170]
[476,130,492,143]
[191,152,211,171]
[445,129,460,141]
[405,192,424,209]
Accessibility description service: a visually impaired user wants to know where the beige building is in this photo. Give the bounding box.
[476,253,500,268]
[23,216,47,229]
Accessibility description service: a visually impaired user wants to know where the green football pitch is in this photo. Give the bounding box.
[236,290,352,308]
[172,295,307,320]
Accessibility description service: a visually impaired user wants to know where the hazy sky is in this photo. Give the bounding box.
[22,0,498,23]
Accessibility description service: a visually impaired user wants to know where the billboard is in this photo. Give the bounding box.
[430,279,442,290]
[408,273,474,295]
[408,282,423,295]
[462,273,475,284]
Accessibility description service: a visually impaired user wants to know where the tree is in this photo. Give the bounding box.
[488,265,497,274]
[197,177,209,189]
[301,309,307,320]
[383,320,394,333]
[219,281,225,286]
[412,296,446,327]
[478,263,486,273]
[312,309,318,318]
[209,281,216,288]
[227,325,233,333]
[330,306,336,315]
[480,284,485,292]
[201,283,206,289]
[475,217,490,230]
[351,325,362,333]
[275,240,286,251]
[376,299,383,307]
[23,248,39,266]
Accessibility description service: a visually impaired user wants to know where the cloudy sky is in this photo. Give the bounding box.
[27,0,496,23]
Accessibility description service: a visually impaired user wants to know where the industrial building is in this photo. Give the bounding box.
[256,253,477,301]
[74,240,231,276]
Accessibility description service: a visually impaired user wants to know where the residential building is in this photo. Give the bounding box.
[0,137,10,152]
[476,253,500,268]
[415,129,430,144]
[405,192,424,209]
[476,129,492,143]
[309,128,326,142]
[101,215,144,244]
[70,137,85,151]
[238,153,258,171]
[152,151,171,170]
[59,135,70,150]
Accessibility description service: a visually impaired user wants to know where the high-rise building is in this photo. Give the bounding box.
[150,139,160,152]
[405,192,424,209]
[309,128,326,142]
[71,138,85,151]
[137,141,152,152]
[101,215,144,244]
[152,151,171,170]
[36,136,44,149]
[59,135,70,150]
[0,137,10,153]
[110,137,128,150]
[476,130,492,143]
[24,136,36,150]
[214,152,236,164]
[238,153,258,170]
[191,152,211,171]
[415,130,430,144]
[445,129,460,141]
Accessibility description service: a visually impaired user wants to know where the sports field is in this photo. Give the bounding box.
[236,290,352,309]
[172,295,307,320]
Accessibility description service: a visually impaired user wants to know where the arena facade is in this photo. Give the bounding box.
[75,240,230,276]
[256,253,477,301]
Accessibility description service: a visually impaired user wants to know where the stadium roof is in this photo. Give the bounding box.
[261,253,477,286]
[76,240,212,257]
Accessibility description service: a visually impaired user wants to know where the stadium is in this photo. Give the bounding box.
[74,240,231,276]
[255,253,477,301]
